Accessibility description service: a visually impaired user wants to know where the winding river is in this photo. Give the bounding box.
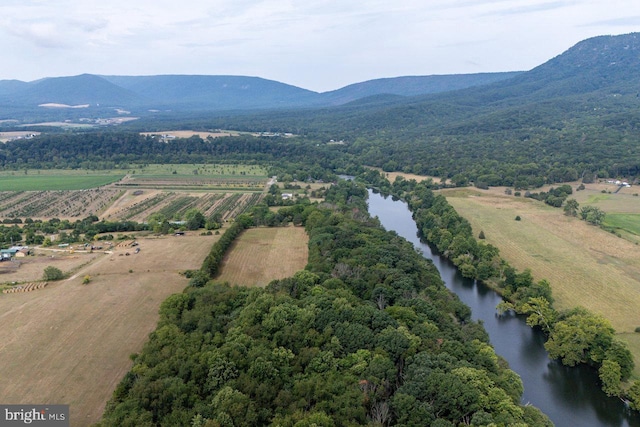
[367,190,640,427]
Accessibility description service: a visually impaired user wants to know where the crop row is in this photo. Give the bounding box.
[0,189,122,219]
[120,193,172,220]
[156,196,199,219]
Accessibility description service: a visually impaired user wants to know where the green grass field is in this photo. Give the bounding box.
[127,164,268,177]
[0,175,124,191]
[602,213,640,236]
[0,164,269,191]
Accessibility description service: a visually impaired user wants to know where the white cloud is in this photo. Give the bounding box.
[0,0,639,91]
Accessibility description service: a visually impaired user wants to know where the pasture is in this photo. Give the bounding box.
[0,174,123,191]
[0,232,219,427]
[215,226,309,287]
[442,186,640,376]
[442,187,640,336]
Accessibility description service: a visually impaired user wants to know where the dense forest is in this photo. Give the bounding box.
[97,182,552,426]
[1,125,638,190]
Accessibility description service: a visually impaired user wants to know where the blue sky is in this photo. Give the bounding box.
[1,0,639,91]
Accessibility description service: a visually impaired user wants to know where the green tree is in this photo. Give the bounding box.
[580,205,606,225]
[599,359,622,397]
[43,266,64,281]
[544,308,614,366]
[520,297,557,334]
[628,380,640,411]
[184,209,205,230]
[563,198,579,216]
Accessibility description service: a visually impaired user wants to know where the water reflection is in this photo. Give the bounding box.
[367,190,640,427]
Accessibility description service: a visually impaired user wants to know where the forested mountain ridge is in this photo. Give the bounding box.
[0,74,143,107]
[3,33,640,187]
[0,72,520,116]
[194,32,640,187]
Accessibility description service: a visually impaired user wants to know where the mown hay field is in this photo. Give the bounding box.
[0,232,219,427]
[442,188,640,334]
[443,186,640,376]
[215,226,309,287]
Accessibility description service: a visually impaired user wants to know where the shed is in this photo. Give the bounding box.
[15,249,31,257]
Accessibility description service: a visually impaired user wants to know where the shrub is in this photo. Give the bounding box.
[189,271,209,288]
[635,327,640,333]
[478,230,486,239]
[43,266,64,281]
[82,275,91,285]
[515,216,521,221]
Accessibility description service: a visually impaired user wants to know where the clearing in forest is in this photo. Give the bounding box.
[216,226,309,287]
[0,232,219,427]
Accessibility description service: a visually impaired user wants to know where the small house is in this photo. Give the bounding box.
[14,249,31,258]
[1,248,18,259]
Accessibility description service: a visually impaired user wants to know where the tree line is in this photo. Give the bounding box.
[361,171,640,408]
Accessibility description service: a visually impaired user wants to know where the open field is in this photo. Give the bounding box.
[441,187,640,360]
[0,175,123,191]
[141,130,240,139]
[366,166,449,184]
[0,164,269,220]
[0,131,40,143]
[125,163,267,177]
[0,249,102,287]
[441,187,640,333]
[0,232,219,426]
[117,164,268,191]
[216,226,309,287]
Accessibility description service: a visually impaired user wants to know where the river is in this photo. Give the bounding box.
[367,190,640,427]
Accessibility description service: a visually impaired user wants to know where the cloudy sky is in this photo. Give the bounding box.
[1,0,639,92]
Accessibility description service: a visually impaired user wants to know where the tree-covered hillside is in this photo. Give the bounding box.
[142,33,639,188]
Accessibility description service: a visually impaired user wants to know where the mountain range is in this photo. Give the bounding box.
[1,32,639,127]
[0,71,521,117]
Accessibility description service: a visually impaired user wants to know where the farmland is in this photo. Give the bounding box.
[441,185,640,373]
[140,130,241,139]
[0,174,123,191]
[0,164,269,220]
[215,226,309,287]
[0,131,41,143]
[102,190,264,222]
[0,233,220,426]
[0,160,309,426]
[0,189,123,218]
